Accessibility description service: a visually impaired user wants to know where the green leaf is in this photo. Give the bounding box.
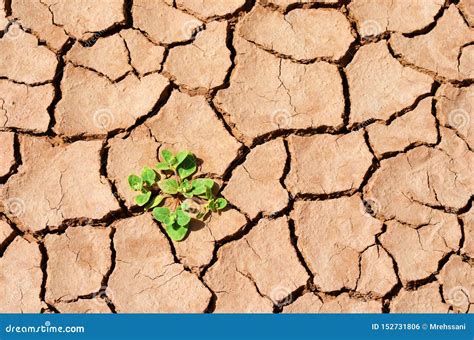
[192,178,214,195]
[135,191,152,206]
[165,223,188,241]
[153,207,171,224]
[176,209,191,227]
[181,179,192,192]
[169,211,177,225]
[193,178,214,189]
[216,197,227,210]
[161,149,175,165]
[141,167,156,186]
[145,195,164,210]
[128,174,143,191]
[177,154,197,179]
[155,162,170,171]
[192,185,206,196]
[205,186,214,200]
[175,151,190,166]
[158,179,179,194]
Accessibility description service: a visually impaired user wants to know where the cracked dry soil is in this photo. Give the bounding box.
[0,0,473,314]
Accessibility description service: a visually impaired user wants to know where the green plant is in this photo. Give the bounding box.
[128,149,227,241]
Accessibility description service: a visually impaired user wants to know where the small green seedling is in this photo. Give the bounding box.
[128,149,227,241]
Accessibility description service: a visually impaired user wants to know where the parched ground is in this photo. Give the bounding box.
[0,0,473,314]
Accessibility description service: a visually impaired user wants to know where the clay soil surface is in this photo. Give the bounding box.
[0,0,473,313]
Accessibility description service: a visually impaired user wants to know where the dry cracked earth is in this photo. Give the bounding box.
[0,0,473,314]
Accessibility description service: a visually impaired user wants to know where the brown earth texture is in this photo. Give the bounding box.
[0,0,473,314]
